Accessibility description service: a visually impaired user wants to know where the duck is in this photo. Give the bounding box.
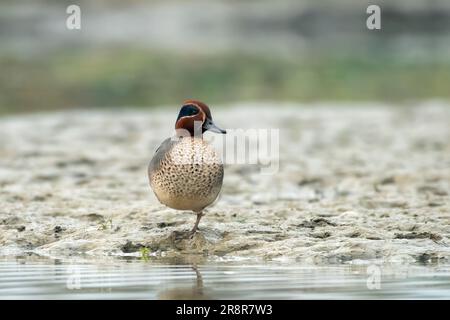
[148,100,226,236]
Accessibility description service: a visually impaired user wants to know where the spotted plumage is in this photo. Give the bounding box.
[149,137,223,212]
[148,100,226,235]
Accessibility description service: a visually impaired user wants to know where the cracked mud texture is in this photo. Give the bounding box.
[0,102,449,264]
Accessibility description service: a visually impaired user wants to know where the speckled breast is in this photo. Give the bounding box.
[149,137,224,212]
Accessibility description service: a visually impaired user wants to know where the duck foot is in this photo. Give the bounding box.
[189,211,204,238]
[169,212,204,240]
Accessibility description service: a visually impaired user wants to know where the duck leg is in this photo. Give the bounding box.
[190,211,204,236]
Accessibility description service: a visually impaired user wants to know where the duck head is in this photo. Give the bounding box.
[175,100,227,137]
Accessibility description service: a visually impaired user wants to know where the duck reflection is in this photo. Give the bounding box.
[158,265,211,300]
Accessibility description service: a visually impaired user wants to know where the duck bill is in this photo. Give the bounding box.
[203,118,227,134]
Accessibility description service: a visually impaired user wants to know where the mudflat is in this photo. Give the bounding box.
[0,102,449,264]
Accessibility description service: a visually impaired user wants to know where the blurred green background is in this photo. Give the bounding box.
[1,0,449,114]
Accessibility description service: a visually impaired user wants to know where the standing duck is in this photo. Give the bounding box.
[148,100,226,236]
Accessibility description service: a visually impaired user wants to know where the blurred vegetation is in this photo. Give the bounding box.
[1,0,450,114]
[1,48,450,114]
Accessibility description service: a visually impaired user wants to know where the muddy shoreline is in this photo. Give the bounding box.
[0,102,449,264]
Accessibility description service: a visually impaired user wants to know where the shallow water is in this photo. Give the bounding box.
[1,257,449,299]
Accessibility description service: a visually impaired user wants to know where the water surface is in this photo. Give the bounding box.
[1,257,449,299]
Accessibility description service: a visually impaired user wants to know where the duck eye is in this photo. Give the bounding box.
[177,104,199,120]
